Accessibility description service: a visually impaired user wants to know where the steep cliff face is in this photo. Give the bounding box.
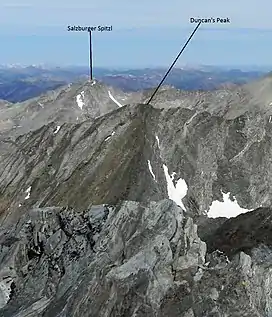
[1,99,271,221]
[0,104,168,225]
[157,106,272,214]
[1,201,272,317]
[1,78,272,316]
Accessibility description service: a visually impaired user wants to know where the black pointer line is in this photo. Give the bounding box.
[146,21,202,105]
[89,31,93,81]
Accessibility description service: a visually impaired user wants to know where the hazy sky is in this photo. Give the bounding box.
[1,0,272,67]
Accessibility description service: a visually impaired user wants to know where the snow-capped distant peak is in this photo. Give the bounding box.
[76,91,85,110]
[108,90,123,108]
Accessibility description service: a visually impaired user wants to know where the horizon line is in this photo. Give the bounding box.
[1,63,272,69]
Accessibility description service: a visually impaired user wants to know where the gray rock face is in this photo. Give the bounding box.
[0,80,133,139]
[157,106,272,214]
[1,200,272,316]
[1,77,272,316]
[0,103,168,224]
[1,99,272,220]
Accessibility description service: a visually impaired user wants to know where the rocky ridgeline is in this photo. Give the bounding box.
[0,78,272,316]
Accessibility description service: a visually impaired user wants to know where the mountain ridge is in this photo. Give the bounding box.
[1,75,272,316]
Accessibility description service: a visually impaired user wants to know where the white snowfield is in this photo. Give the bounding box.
[105,131,115,141]
[76,91,85,110]
[147,160,156,181]
[53,126,61,134]
[108,90,123,108]
[207,191,253,218]
[24,186,31,200]
[155,135,160,149]
[163,164,188,211]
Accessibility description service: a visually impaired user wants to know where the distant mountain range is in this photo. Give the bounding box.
[0,65,269,102]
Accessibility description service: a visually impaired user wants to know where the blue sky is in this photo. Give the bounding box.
[1,0,272,67]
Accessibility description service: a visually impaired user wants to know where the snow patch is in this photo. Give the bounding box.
[91,80,96,86]
[147,160,156,181]
[38,102,44,108]
[24,186,31,200]
[0,277,13,309]
[163,164,188,211]
[76,91,85,110]
[155,135,160,149]
[53,126,61,134]
[105,131,115,141]
[269,115,272,123]
[108,90,123,107]
[207,192,253,218]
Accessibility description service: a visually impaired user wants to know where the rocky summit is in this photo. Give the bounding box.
[1,77,272,316]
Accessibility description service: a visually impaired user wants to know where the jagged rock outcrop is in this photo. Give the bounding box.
[1,76,272,316]
[1,200,272,316]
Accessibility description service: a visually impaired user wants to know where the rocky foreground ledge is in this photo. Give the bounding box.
[0,199,271,317]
